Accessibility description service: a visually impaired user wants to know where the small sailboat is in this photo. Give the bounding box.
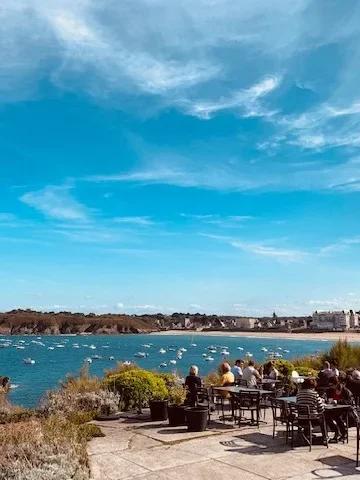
[159,348,166,354]
[261,347,268,352]
[159,362,167,368]
[205,356,214,361]
[169,360,177,365]
[134,352,148,358]
[109,356,115,360]
[23,358,35,365]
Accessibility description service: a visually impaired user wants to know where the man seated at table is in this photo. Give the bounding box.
[318,361,336,388]
[327,376,358,443]
[296,378,327,441]
[296,378,325,414]
[232,359,244,381]
[242,360,262,387]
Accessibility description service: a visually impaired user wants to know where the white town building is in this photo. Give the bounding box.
[311,310,358,331]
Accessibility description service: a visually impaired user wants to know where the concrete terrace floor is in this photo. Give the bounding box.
[88,410,360,480]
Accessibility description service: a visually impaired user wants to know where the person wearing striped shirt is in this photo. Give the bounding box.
[296,378,325,415]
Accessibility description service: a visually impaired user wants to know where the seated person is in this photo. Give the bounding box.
[232,359,244,381]
[263,361,279,380]
[296,378,325,415]
[346,369,360,399]
[221,362,235,386]
[185,365,202,406]
[317,361,336,388]
[327,376,357,442]
[242,360,261,387]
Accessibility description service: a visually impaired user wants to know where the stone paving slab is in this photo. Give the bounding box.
[89,411,360,480]
[136,459,267,480]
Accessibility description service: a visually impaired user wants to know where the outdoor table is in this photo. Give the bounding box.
[212,386,272,426]
[260,379,281,385]
[212,386,272,395]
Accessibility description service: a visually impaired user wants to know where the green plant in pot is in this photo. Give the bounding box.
[167,385,187,426]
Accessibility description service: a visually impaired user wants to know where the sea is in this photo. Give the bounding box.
[0,333,337,408]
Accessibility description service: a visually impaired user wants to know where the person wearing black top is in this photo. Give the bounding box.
[185,365,202,406]
[318,361,336,388]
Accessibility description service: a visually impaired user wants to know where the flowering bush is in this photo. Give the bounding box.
[0,417,90,480]
[105,369,168,411]
[42,388,120,417]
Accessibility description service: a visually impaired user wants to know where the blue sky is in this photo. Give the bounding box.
[2,0,360,316]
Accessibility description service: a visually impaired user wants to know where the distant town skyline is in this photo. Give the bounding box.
[2,1,360,316]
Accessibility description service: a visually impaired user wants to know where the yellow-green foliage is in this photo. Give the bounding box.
[168,385,187,406]
[295,366,318,377]
[203,371,221,387]
[105,362,139,377]
[62,365,102,394]
[324,339,360,370]
[292,355,322,371]
[105,369,168,410]
[273,359,295,377]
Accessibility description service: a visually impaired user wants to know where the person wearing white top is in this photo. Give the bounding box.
[242,360,261,386]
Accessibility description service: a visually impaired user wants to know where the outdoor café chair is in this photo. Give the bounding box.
[235,391,261,427]
[270,398,291,441]
[196,387,215,422]
[294,404,328,451]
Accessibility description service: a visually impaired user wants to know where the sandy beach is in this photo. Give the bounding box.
[152,329,360,342]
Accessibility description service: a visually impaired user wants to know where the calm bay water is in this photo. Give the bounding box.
[0,333,335,408]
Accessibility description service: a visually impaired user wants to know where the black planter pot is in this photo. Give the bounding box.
[185,406,208,432]
[168,405,186,426]
[149,399,168,421]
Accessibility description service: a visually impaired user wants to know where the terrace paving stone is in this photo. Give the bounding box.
[119,445,205,471]
[89,452,150,480]
[89,410,360,480]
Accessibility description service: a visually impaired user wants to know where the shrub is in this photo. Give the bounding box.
[203,371,221,387]
[324,339,360,370]
[0,416,90,480]
[105,362,139,377]
[168,385,187,406]
[294,366,318,377]
[61,365,102,394]
[104,369,168,411]
[42,388,120,417]
[292,355,323,371]
[273,359,295,378]
[156,372,181,390]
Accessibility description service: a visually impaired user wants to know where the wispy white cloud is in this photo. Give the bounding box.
[204,234,308,262]
[181,75,281,119]
[20,185,90,221]
[181,213,254,227]
[112,216,154,226]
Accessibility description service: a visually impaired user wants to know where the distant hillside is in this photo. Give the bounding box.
[0,309,161,335]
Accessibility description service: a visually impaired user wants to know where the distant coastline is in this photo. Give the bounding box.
[152,329,360,342]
